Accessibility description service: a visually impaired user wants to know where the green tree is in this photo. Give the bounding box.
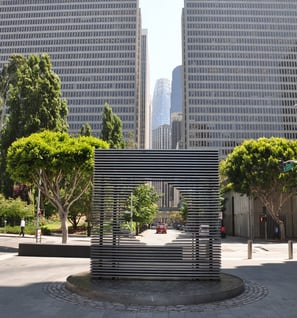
[0,194,34,226]
[221,137,297,240]
[71,123,93,235]
[0,54,27,128]
[80,123,92,137]
[68,183,92,234]
[180,200,188,221]
[6,130,109,243]
[0,53,68,197]
[127,184,161,235]
[100,103,125,149]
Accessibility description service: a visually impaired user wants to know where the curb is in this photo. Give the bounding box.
[65,272,245,306]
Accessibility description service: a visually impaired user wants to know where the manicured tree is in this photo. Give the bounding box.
[6,131,109,243]
[68,123,93,234]
[0,53,68,197]
[221,137,297,240]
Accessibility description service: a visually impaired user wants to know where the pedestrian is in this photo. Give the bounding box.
[19,218,25,237]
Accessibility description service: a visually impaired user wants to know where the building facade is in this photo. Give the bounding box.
[151,78,171,131]
[182,0,297,158]
[170,65,183,114]
[0,0,146,147]
[171,112,182,150]
[170,65,183,149]
[140,29,151,149]
[224,191,297,240]
[152,124,171,150]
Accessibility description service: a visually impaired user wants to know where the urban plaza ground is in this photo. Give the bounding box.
[0,231,297,318]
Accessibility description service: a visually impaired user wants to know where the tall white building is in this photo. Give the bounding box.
[0,0,148,147]
[182,0,297,157]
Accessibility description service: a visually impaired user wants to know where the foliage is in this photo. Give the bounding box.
[0,53,68,197]
[68,187,91,231]
[6,130,109,243]
[67,125,95,233]
[221,137,297,240]
[0,194,34,226]
[126,183,161,235]
[100,103,125,149]
[168,211,184,225]
[180,200,188,221]
[80,123,92,137]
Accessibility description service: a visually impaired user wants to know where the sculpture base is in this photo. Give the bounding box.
[66,272,244,306]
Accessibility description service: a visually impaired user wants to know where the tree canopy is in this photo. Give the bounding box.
[221,137,297,240]
[100,103,125,149]
[127,183,161,235]
[0,53,68,197]
[6,130,109,243]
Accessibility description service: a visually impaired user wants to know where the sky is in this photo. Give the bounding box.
[139,0,184,96]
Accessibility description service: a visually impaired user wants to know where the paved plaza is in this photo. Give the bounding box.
[0,232,297,318]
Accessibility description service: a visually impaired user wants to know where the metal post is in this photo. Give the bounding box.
[248,240,253,259]
[36,170,41,243]
[288,240,293,260]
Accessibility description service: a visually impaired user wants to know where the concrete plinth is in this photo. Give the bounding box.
[66,272,244,306]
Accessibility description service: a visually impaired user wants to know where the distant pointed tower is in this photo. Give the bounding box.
[151,78,171,149]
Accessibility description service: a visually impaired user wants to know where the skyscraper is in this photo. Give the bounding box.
[171,65,183,114]
[0,0,146,147]
[151,78,171,130]
[171,65,183,149]
[140,29,151,149]
[182,0,297,157]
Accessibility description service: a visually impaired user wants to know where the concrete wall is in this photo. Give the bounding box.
[223,192,297,239]
[19,243,90,257]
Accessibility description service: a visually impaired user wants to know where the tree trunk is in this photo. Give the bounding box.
[60,211,68,244]
[136,222,139,236]
[279,221,286,241]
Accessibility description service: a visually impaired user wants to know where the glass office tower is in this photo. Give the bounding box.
[0,0,144,146]
[151,78,171,131]
[182,0,297,157]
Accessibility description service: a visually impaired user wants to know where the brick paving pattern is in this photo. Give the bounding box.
[45,280,268,313]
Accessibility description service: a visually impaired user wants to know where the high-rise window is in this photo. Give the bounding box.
[0,0,145,147]
[183,0,297,157]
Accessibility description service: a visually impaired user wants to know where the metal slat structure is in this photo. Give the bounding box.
[91,150,221,280]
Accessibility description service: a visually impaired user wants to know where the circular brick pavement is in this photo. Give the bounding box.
[45,280,268,312]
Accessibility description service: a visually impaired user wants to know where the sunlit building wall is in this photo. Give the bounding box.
[0,0,146,147]
[182,0,297,158]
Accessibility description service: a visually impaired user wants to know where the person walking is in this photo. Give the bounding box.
[19,218,25,237]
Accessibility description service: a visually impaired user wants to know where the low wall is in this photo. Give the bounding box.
[18,243,90,258]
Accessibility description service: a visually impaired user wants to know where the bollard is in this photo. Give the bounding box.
[288,240,293,260]
[248,240,253,259]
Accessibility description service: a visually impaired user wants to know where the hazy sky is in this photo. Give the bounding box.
[139,0,184,96]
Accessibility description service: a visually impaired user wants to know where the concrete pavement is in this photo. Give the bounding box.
[0,233,297,317]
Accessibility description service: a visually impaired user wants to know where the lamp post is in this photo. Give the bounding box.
[35,170,42,243]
